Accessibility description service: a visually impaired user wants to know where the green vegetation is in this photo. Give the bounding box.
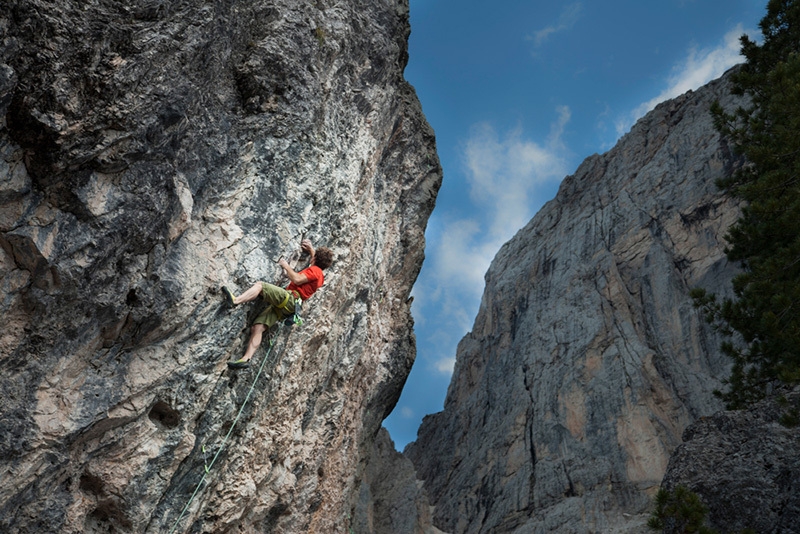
[692,0,800,409]
[647,486,717,534]
[315,26,326,46]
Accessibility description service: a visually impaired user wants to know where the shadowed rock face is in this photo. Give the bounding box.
[0,0,441,532]
[404,73,745,533]
[353,427,445,534]
[662,390,800,534]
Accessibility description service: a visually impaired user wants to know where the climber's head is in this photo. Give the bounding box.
[314,247,334,270]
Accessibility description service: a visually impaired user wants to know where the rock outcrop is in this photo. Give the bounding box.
[353,427,444,534]
[404,72,745,533]
[661,390,800,534]
[0,0,441,533]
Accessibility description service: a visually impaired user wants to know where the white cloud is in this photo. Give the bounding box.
[423,118,569,323]
[412,110,571,379]
[400,406,414,419]
[431,217,485,300]
[464,112,569,241]
[435,357,456,375]
[615,25,748,138]
[528,3,583,47]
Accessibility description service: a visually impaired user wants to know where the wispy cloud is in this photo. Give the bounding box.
[464,111,569,240]
[435,357,456,375]
[528,3,583,47]
[414,109,571,376]
[614,24,749,138]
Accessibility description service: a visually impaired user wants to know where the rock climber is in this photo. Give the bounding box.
[222,239,333,369]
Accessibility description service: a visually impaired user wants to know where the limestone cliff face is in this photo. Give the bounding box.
[0,1,441,532]
[405,73,744,533]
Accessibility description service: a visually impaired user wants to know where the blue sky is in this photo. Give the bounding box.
[383,0,767,451]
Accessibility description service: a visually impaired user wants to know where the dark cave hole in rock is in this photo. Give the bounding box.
[220,420,233,436]
[126,288,139,306]
[148,400,181,429]
[79,472,105,496]
[84,499,132,532]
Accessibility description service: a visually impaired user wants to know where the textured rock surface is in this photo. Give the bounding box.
[0,0,441,532]
[405,73,745,533]
[662,390,800,534]
[352,427,445,534]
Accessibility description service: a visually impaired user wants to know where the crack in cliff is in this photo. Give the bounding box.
[561,458,576,497]
[592,275,636,391]
[521,363,538,503]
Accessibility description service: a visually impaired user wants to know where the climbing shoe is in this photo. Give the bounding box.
[221,286,236,307]
[227,359,249,369]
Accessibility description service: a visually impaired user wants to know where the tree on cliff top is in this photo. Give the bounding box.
[693,0,800,409]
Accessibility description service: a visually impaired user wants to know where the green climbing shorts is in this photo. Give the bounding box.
[254,282,298,327]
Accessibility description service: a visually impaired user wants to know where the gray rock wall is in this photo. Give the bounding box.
[0,0,441,532]
[662,389,800,534]
[405,73,744,533]
[353,427,445,534]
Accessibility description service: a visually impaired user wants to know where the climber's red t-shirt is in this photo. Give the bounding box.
[287,265,324,300]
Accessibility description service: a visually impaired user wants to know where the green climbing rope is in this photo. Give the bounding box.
[168,330,282,534]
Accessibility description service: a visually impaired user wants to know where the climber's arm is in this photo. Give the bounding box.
[279,258,309,286]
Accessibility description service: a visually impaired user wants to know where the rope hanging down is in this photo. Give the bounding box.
[168,327,285,534]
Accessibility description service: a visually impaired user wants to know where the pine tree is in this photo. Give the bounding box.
[647,486,718,534]
[693,0,800,408]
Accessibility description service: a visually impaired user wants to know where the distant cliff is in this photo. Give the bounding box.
[402,72,745,533]
[0,0,440,532]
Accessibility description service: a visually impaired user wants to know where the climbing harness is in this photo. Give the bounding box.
[280,290,303,326]
[168,322,294,533]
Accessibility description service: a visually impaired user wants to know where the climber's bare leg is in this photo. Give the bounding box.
[233,282,263,305]
[241,323,267,363]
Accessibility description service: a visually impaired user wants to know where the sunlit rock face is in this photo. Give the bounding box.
[0,0,441,532]
[404,72,744,533]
